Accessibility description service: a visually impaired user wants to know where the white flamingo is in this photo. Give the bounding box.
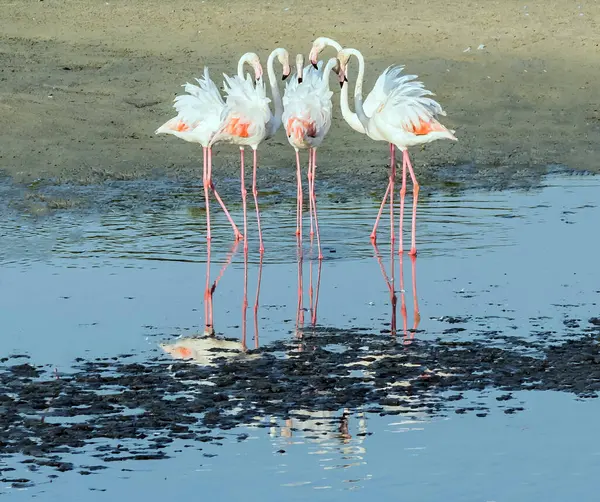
[282,54,340,260]
[156,53,265,242]
[336,47,456,255]
[209,48,291,254]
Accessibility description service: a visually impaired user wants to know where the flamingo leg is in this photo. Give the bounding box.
[310,148,323,260]
[295,149,303,250]
[371,181,391,243]
[371,143,395,243]
[251,148,264,254]
[202,147,212,242]
[405,150,419,256]
[308,149,314,239]
[389,144,396,245]
[207,147,242,241]
[240,147,248,252]
[398,150,408,254]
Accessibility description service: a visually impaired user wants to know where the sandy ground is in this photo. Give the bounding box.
[1,0,599,189]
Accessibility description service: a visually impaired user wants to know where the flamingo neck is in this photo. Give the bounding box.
[266,49,284,137]
[347,49,369,130]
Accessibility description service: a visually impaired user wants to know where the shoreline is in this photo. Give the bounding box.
[1,0,598,189]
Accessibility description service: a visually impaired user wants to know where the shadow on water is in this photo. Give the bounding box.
[1,172,600,498]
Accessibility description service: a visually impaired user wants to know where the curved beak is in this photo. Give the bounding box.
[282,72,290,81]
[312,62,319,70]
[298,77,303,84]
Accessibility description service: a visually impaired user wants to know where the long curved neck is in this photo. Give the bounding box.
[340,63,366,134]
[321,58,338,88]
[237,54,252,78]
[266,49,284,136]
[324,38,343,52]
[346,49,369,130]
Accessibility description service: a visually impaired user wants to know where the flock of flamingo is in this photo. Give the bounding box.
[156,36,457,259]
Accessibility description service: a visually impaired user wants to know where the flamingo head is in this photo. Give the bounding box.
[309,36,342,69]
[295,53,304,83]
[278,48,291,80]
[247,52,263,82]
[309,37,328,69]
[336,50,350,87]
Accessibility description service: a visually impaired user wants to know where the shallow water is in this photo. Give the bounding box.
[1,172,599,498]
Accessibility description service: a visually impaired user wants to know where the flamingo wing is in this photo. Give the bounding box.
[209,73,272,145]
[172,67,226,129]
[372,68,452,137]
[363,65,408,117]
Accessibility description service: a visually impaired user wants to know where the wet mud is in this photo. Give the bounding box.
[1,319,599,487]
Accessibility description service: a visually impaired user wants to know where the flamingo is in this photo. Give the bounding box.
[310,38,401,246]
[282,54,340,260]
[209,48,291,254]
[336,48,457,256]
[156,52,264,242]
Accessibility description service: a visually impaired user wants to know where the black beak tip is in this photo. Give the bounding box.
[344,76,348,82]
[298,77,303,84]
[282,73,289,81]
[312,62,319,70]
[339,81,344,88]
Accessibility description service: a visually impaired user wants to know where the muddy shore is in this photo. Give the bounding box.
[0,0,598,194]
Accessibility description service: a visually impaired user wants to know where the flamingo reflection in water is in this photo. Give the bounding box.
[160,242,264,365]
[372,242,420,344]
[294,250,323,344]
[241,250,263,351]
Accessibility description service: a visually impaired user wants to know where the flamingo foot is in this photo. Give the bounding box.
[408,247,417,257]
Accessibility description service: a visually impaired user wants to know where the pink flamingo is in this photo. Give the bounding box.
[309,37,402,246]
[336,47,457,256]
[282,54,341,259]
[156,53,264,242]
[209,48,291,254]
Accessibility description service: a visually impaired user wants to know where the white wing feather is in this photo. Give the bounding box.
[374,67,447,131]
[155,67,225,145]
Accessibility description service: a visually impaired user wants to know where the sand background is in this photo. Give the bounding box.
[1,0,599,190]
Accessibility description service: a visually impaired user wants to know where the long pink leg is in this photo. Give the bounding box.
[207,148,242,241]
[239,147,248,252]
[241,248,249,351]
[295,149,303,248]
[398,150,408,254]
[389,144,396,245]
[253,253,263,349]
[202,147,211,242]
[251,148,264,254]
[308,149,314,239]
[405,151,420,256]
[371,181,391,243]
[310,148,323,260]
[371,143,395,243]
